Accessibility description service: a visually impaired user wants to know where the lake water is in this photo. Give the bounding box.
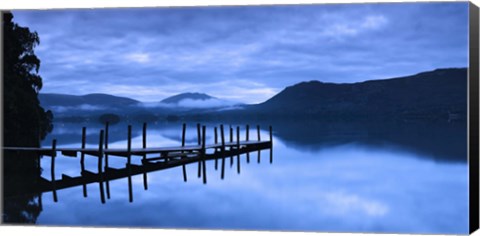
[9,120,469,234]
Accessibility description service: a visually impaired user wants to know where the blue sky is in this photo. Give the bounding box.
[13,2,468,104]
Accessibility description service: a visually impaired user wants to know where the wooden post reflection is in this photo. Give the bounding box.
[104,122,111,199]
[202,125,207,184]
[51,139,58,202]
[214,126,218,170]
[98,130,106,204]
[220,124,226,180]
[38,194,43,212]
[9,123,275,204]
[80,127,87,197]
[229,125,233,167]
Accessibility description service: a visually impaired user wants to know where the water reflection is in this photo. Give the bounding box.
[4,120,468,234]
[43,120,467,163]
[3,150,43,223]
[34,141,467,234]
[268,120,467,162]
[5,123,273,205]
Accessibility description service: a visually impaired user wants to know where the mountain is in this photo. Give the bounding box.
[234,68,467,121]
[39,93,152,123]
[156,92,242,111]
[39,91,239,123]
[40,68,467,123]
[161,92,214,104]
[39,93,140,107]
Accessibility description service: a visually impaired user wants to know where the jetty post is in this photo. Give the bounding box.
[257,125,261,163]
[2,122,276,200]
[236,126,240,174]
[229,125,233,167]
[142,122,148,190]
[246,124,250,163]
[80,127,87,197]
[98,130,106,204]
[127,125,133,203]
[127,125,132,166]
[202,125,207,184]
[214,126,218,170]
[197,123,201,144]
[197,123,202,178]
[269,125,273,164]
[181,123,187,182]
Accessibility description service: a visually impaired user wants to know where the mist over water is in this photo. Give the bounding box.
[28,120,469,234]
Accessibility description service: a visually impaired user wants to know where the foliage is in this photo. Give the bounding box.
[2,12,53,224]
[3,12,53,147]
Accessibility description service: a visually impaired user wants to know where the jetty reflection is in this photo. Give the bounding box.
[3,123,273,204]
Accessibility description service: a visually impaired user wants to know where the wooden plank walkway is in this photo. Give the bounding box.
[35,141,271,193]
[4,141,269,157]
[3,123,274,202]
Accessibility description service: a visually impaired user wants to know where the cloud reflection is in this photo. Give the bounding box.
[37,137,467,234]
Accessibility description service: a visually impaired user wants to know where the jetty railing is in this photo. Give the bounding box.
[3,123,274,203]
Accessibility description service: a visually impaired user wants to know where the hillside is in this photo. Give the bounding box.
[249,68,467,121]
[39,93,140,107]
[39,68,468,123]
[161,92,214,104]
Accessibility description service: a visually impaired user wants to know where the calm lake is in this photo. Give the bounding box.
[21,120,469,234]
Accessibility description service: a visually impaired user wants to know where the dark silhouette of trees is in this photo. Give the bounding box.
[3,12,52,148]
[3,12,53,224]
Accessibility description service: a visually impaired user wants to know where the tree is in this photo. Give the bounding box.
[3,12,53,224]
[3,12,53,147]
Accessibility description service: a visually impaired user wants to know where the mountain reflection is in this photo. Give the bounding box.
[268,120,466,162]
[5,120,467,233]
[44,120,467,163]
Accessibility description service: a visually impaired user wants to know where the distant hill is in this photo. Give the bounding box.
[39,93,140,107]
[230,68,467,121]
[39,91,239,123]
[157,92,242,110]
[40,68,468,123]
[161,92,215,104]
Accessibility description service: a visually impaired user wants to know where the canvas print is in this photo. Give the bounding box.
[1,2,472,234]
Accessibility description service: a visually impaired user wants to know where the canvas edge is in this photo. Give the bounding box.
[0,10,5,226]
[0,1,477,236]
[469,1,480,235]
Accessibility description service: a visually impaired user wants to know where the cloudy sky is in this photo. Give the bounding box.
[12,2,468,104]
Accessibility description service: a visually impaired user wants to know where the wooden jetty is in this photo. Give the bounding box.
[3,123,273,203]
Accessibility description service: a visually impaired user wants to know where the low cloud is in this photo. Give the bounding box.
[177,98,239,109]
[139,98,241,109]
[50,104,105,113]
[125,52,151,64]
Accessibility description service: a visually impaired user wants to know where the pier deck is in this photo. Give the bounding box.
[3,123,274,203]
